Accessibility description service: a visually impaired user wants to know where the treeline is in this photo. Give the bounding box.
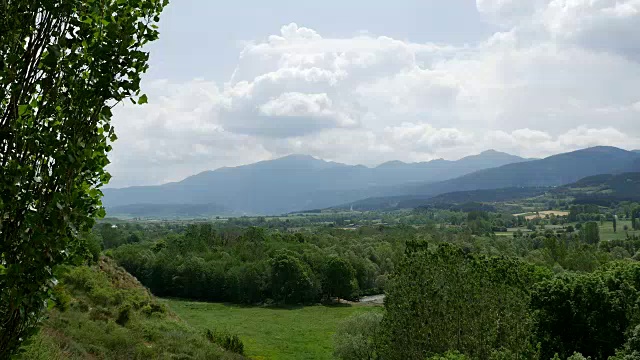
[102,217,640,307]
[108,224,408,304]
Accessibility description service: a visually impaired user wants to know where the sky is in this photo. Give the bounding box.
[107,0,640,187]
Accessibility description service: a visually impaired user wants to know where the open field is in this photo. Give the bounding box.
[495,220,640,241]
[164,299,383,360]
[513,210,570,220]
[600,220,640,241]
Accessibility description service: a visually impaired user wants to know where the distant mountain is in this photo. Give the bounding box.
[342,147,640,211]
[397,146,640,195]
[103,150,528,215]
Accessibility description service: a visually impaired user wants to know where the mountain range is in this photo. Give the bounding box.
[341,146,640,211]
[103,146,640,217]
[103,149,529,216]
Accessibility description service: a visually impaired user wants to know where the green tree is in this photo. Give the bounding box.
[613,215,617,233]
[323,257,359,301]
[333,312,383,360]
[377,243,539,360]
[270,250,317,304]
[582,222,600,245]
[0,0,166,356]
[610,325,640,360]
[531,263,640,359]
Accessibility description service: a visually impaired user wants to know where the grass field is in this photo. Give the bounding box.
[164,300,382,360]
[600,220,640,241]
[495,220,640,241]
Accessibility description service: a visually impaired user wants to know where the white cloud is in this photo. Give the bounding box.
[108,11,640,186]
[486,126,640,158]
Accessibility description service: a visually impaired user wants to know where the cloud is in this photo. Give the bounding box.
[486,126,640,158]
[108,11,640,186]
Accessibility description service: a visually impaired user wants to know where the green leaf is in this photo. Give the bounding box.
[138,94,148,105]
[18,105,28,116]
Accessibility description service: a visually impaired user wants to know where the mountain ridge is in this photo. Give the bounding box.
[102,149,529,215]
[339,146,640,211]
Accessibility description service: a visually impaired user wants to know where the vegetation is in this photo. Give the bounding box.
[17,257,244,359]
[107,223,406,305]
[166,299,381,360]
[377,242,542,359]
[333,312,383,360]
[0,0,166,356]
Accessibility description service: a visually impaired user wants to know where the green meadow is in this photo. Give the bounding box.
[164,300,382,360]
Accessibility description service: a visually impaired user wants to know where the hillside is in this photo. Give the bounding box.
[18,258,244,360]
[553,172,640,204]
[102,150,528,215]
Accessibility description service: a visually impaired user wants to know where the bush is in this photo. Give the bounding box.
[205,329,244,355]
[141,303,166,317]
[334,312,383,360]
[116,305,132,327]
[51,285,71,312]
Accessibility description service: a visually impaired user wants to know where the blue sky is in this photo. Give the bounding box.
[107,0,640,187]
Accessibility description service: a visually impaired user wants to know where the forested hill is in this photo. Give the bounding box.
[553,172,640,203]
[103,150,527,215]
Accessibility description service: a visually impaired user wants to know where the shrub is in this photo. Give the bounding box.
[334,312,382,360]
[116,305,132,327]
[205,329,244,355]
[89,307,112,322]
[51,285,71,312]
[141,303,166,317]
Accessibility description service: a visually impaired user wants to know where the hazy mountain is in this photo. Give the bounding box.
[398,146,640,195]
[103,150,528,215]
[342,147,640,211]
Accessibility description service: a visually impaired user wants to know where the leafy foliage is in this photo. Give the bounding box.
[323,257,359,301]
[532,262,640,359]
[17,258,244,359]
[0,0,166,356]
[333,312,383,360]
[206,329,245,355]
[377,243,543,360]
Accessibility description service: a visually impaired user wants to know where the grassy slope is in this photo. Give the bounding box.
[18,258,244,360]
[165,300,382,360]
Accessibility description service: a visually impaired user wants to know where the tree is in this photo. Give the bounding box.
[613,215,617,233]
[531,265,638,359]
[582,222,600,245]
[0,1,166,356]
[323,257,359,301]
[377,243,540,360]
[334,312,383,360]
[270,250,317,304]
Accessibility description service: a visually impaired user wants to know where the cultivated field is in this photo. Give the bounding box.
[164,300,382,360]
[513,210,570,220]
